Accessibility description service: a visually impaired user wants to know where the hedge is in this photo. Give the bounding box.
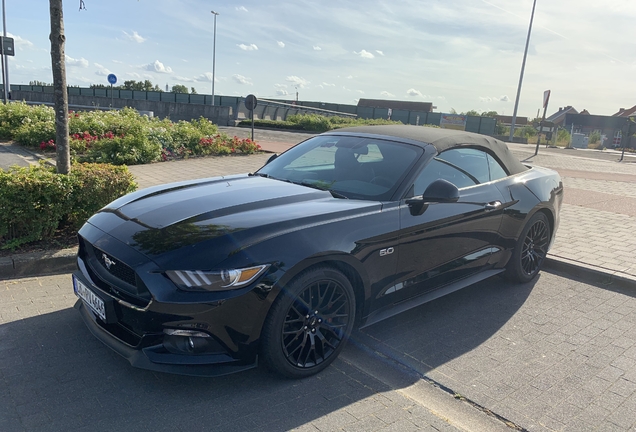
[0,163,137,249]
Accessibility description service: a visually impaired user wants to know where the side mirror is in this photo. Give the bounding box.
[405,179,459,216]
[266,153,278,165]
[422,179,460,203]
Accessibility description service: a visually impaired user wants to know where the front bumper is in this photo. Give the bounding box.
[74,298,257,377]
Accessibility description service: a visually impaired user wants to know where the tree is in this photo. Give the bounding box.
[463,110,480,116]
[190,87,198,95]
[171,84,189,94]
[481,111,498,118]
[49,0,70,174]
[121,79,163,92]
[29,80,53,86]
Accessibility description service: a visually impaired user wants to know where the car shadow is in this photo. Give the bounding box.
[0,274,537,432]
[355,273,540,382]
[0,304,402,432]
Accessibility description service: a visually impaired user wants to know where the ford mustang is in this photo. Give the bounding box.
[72,125,563,378]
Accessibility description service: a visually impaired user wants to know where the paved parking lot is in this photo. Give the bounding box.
[2,270,636,431]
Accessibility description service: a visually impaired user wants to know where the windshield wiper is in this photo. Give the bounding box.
[299,181,348,199]
[250,172,269,178]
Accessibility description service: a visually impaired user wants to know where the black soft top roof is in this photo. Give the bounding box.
[330,125,528,175]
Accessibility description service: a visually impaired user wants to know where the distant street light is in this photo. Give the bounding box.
[509,0,537,142]
[211,10,219,106]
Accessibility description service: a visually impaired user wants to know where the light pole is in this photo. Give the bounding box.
[509,0,537,142]
[2,0,9,102]
[211,10,219,106]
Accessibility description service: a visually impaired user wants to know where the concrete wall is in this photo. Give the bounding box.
[12,90,234,125]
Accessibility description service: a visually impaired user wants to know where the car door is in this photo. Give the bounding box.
[374,148,507,310]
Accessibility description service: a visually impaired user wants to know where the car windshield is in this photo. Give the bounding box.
[256,135,422,201]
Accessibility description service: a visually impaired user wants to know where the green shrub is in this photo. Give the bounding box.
[81,134,161,165]
[0,102,54,140]
[13,119,57,147]
[0,165,72,249]
[67,163,137,225]
[589,130,601,145]
[0,163,137,249]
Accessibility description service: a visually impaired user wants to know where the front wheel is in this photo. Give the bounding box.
[261,267,355,379]
[505,212,551,283]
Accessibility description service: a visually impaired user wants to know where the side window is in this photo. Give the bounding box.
[437,148,490,184]
[413,158,477,196]
[488,154,508,181]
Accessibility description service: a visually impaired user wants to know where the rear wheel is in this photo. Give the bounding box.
[261,267,355,379]
[505,212,550,283]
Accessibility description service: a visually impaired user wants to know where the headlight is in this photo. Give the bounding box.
[166,265,269,292]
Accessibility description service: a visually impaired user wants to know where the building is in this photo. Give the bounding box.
[547,106,580,126]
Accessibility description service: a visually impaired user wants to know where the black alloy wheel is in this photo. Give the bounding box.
[261,267,355,378]
[505,212,551,283]
[521,217,549,276]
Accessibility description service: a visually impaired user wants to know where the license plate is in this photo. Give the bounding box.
[73,276,107,321]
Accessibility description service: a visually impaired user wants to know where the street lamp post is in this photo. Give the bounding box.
[211,10,219,106]
[509,0,537,142]
[2,0,9,102]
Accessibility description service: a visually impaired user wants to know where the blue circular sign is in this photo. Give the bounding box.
[107,74,117,85]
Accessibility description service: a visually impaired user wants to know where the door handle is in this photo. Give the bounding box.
[484,201,502,210]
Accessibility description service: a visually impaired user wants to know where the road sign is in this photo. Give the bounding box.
[0,36,14,56]
[107,74,117,85]
[245,94,257,111]
[543,90,551,109]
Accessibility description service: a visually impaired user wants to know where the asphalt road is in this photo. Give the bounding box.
[0,144,31,170]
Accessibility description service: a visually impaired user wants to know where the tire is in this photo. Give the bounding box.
[261,267,356,379]
[505,212,551,283]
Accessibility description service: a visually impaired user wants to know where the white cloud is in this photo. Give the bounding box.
[354,50,374,59]
[122,30,146,43]
[143,60,172,74]
[233,74,252,85]
[381,91,395,97]
[356,90,365,94]
[126,72,142,79]
[346,75,354,79]
[313,46,322,51]
[407,88,423,97]
[65,55,88,68]
[174,75,195,83]
[238,43,258,51]
[375,50,385,56]
[94,63,112,76]
[277,41,285,48]
[286,76,310,88]
[322,82,335,87]
[276,89,289,96]
[236,6,248,12]
[7,33,34,50]
[274,83,287,89]
[112,60,124,64]
[195,72,215,82]
[479,95,510,102]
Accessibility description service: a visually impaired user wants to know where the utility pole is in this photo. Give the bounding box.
[509,0,537,142]
[2,0,9,101]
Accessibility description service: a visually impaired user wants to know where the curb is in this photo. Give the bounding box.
[545,255,636,291]
[0,247,77,280]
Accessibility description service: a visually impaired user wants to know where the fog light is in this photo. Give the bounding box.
[163,328,220,355]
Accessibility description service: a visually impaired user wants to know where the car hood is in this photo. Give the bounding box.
[87,174,381,268]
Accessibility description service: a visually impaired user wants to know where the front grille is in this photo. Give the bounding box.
[78,236,151,307]
[92,245,137,287]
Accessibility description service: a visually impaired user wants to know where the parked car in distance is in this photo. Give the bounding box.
[72,125,563,378]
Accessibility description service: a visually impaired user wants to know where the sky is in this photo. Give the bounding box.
[6,0,636,118]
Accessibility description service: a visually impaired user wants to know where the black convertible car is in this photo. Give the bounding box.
[72,125,563,378]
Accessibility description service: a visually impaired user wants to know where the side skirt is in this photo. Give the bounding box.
[360,269,504,329]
